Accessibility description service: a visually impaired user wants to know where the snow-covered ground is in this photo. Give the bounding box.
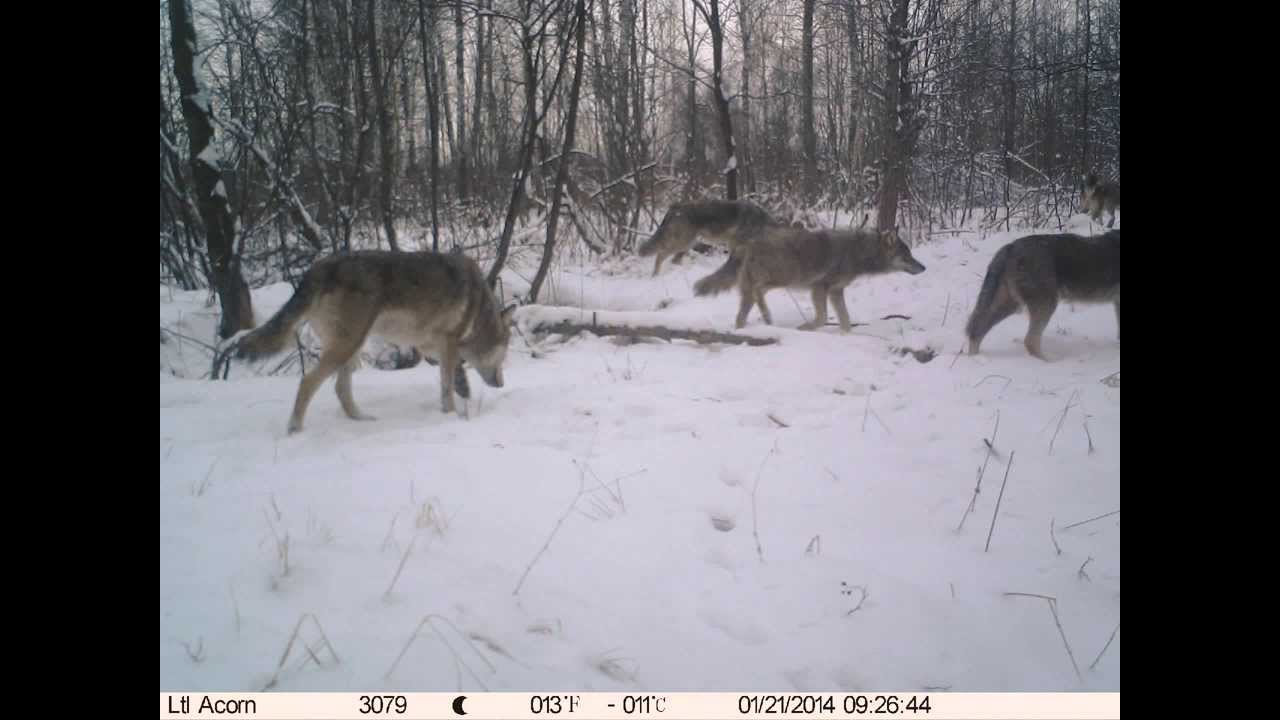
[160,214,1119,693]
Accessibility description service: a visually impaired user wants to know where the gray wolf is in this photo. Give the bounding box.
[694,225,927,332]
[1080,173,1121,227]
[233,250,515,433]
[965,229,1120,360]
[637,200,782,277]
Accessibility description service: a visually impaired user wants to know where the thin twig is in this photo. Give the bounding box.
[1050,518,1062,555]
[513,471,586,596]
[973,374,1013,394]
[1062,509,1119,531]
[1049,390,1080,454]
[299,642,323,670]
[767,413,790,428]
[572,459,625,513]
[958,411,999,532]
[193,457,220,497]
[262,613,340,690]
[1089,623,1120,671]
[263,507,290,577]
[380,511,401,553]
[1003,592,1055,601]
[383,534,420,600]
[752,440,780,564]
[615,468,647,484]
[1048,597,1084,682]
[1002,594,1083,682]
[161,326,219,353]
[984,451,1015,552]
[870,409,893,436]
[385,615,493,689]
[428,616,497,674]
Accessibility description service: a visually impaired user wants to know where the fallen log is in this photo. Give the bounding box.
[528,319,779,347]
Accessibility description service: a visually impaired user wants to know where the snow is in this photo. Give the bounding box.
[191,88,212,115]
[196,143,222,171]
[161,213,1119,693]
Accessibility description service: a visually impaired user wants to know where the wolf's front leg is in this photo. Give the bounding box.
[336,357,376,421]
[829,288,853,333]
[453,362,471,399]
[439,340,459,414]
[800,286,828,330]
[755,289,773,325]
[735,286,755,329]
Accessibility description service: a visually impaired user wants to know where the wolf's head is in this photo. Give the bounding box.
[881,229,927,275]
[1080,173,1101,212]
[463,304,516,388]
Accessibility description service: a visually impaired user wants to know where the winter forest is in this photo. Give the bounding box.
[161,0,1119,330]
[161,0,1120,696]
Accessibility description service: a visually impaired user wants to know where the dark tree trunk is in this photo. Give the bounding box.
[168,0,254,339]
[417,0,442,251]
[455,1,469,199]
[801,0,816,198]
[876,0,911,232]
[694,0,737,199]
[367,0,399,250]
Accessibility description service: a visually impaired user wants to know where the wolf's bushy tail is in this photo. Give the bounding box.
[637,208,679,257]
[693,254,743,296]
[964,244,1012,342]
[234,275,318,361]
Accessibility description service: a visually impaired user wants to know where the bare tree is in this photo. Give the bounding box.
[1079,0,1091,176]
[167,0,254,338]
[367,0,399,249]
[1002,0,1017,228]
[487,0,575,289]
[418,0,443,251]
[876,0,911,232]
[160,0,1120,299]
[455,1,470,199]
[801,0,817,199]
[692,0,737,200]
[529,0,589,302]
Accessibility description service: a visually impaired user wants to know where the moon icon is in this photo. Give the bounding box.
[452,696,468,716]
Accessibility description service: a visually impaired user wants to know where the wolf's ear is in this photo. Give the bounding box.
[880,227,898,247]
[500,303,518,326]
